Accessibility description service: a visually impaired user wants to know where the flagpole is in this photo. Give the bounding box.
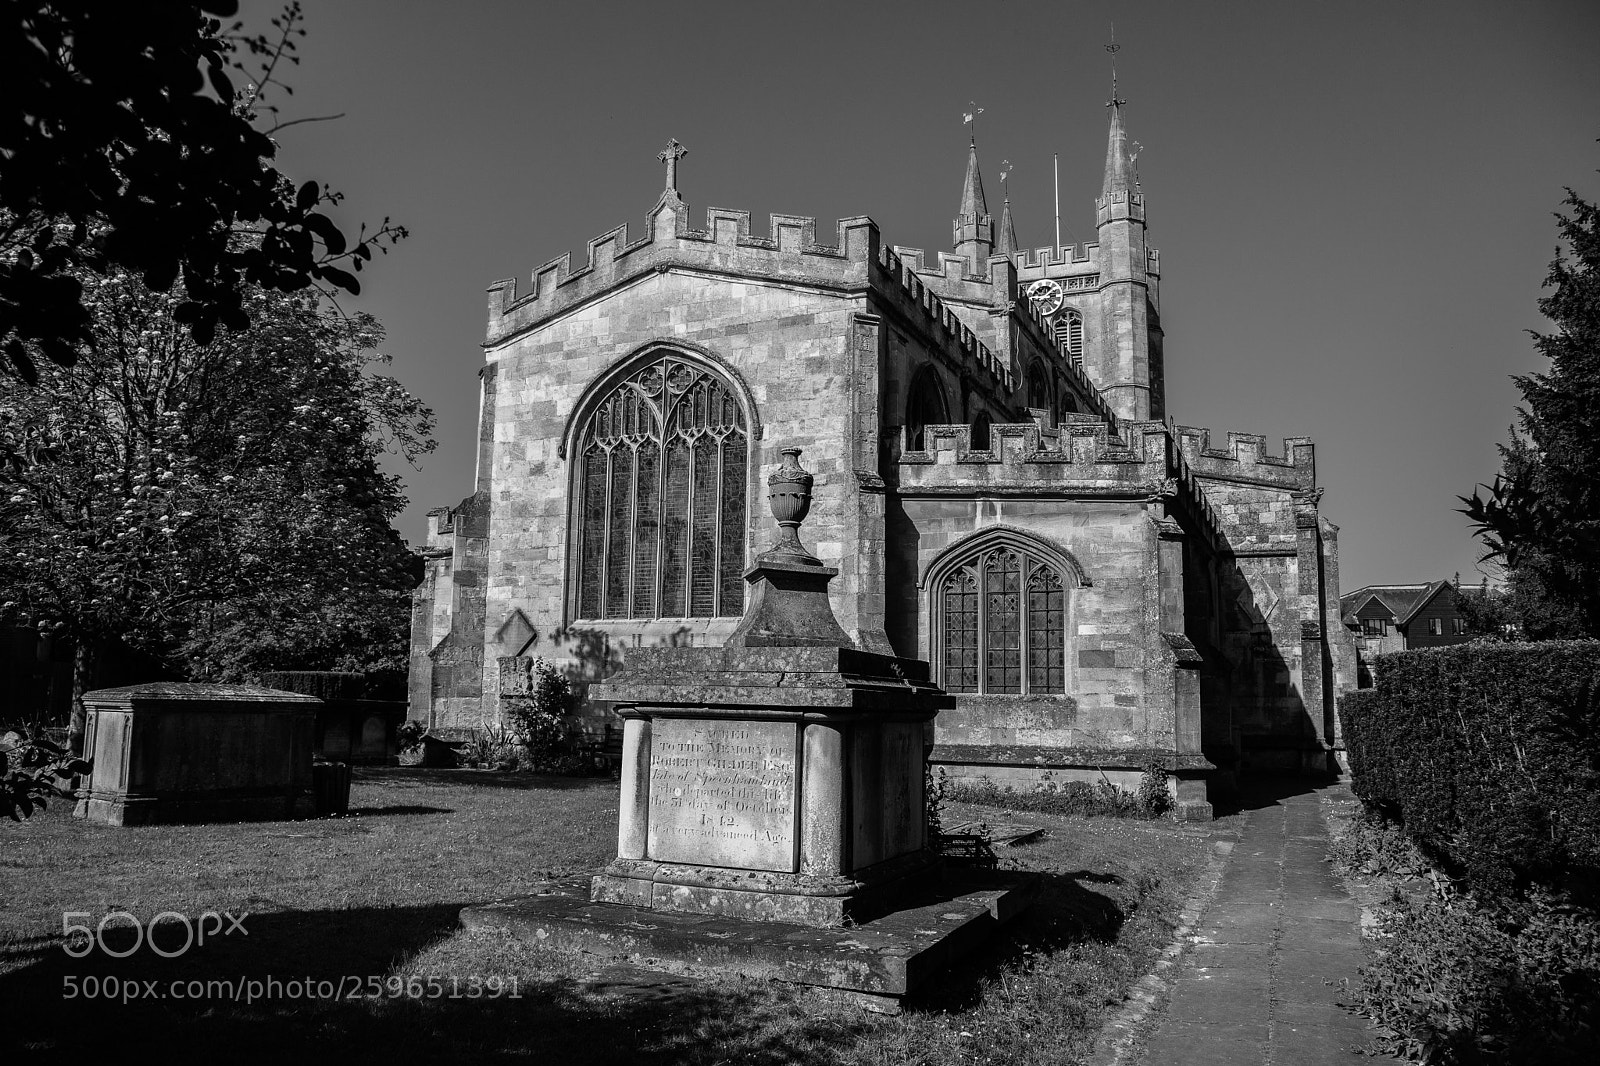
[1053,153,1061,257]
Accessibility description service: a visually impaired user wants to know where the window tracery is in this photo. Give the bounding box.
[575,354,747,619]
[937,545,1068,694]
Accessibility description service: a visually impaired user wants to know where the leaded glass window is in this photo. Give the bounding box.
[937,546,1068,694]
[576,355,747,619]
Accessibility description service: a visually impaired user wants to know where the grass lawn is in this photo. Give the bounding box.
[1,768,1217,1065]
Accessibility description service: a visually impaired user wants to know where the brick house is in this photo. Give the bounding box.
[408,100,1359,818]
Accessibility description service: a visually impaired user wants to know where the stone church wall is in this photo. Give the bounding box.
[477,270,870,726]
[892,420,1221,794]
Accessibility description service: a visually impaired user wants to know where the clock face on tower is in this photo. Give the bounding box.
[1027,279,1063,317]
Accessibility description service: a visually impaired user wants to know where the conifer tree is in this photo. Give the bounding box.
[1461,185,1600,637]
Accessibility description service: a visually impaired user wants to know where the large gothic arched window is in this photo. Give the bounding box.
[575,354,748,619]
[937,545,1067,694]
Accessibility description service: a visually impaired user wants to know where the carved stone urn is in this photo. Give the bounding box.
[722,448,848,646]
[766,447,815,561]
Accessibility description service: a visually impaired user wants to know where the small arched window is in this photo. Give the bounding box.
[1054,309,1084,367]
[905,368,949,450]
[1026,360,1052,413]
[970,411,993,451]
[937,545,1067,694]
[575,353,748,619]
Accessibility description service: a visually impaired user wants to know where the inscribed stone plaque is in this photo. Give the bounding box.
[647,719,798,872]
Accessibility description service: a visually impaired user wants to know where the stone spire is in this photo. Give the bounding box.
[996,194,1018,257]
[958,139,987,221]
[952,139,994,274]
[1102,99,1134,201]
[1092,78,1158,423]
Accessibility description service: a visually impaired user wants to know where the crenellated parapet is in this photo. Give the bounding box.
[1016,297,1119,428]
[903,241,1106,290]
[877,245,1013,393]
[878,245,1121,421]
[1174,426,1316,491]
[1018,242,1100,270]
[485,200,879,345]
[897,420,1224,552]
[1095,188,1147,225]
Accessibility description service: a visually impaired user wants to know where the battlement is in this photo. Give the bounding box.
[485,197,879,344]
[878,245,1013,392]
[1016,243,1101,271]
[1096,189,1146,209]
[1174,426,1316,490]
[898,420,1224,551]
[908,238,1107,275]
[888,246,1001,289]
[1015,296,1119,429]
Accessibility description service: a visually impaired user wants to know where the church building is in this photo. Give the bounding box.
[408,95,1359,819]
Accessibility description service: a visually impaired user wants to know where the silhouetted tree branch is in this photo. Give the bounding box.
[1,2,405,385]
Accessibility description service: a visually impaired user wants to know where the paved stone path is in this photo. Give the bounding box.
[1136,781,1376,1066]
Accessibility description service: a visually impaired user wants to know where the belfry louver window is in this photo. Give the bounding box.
[576,355,748,619]
[1054,309,1084,368]
[937,546,1067,694]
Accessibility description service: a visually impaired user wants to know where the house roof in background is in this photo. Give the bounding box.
[1340,582,1444,625]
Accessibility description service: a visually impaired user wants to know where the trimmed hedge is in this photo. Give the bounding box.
[1338,640,1600,895]
[1337,689,1390,809]
[258,670,367,702]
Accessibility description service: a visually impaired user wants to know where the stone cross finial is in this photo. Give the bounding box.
[657,138,687,192]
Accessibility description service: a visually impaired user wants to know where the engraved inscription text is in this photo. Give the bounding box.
[646,719,797,871]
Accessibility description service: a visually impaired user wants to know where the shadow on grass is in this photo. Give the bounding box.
[343,805,454,818]
[0,902,871,1065]
[353,768,614,792]
[904,869,1129,1014]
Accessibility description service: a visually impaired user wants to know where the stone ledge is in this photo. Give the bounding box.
[82,682,322,706]
[591,849,942,927]
[460,871,1036,1007]
[930,744,1217,773]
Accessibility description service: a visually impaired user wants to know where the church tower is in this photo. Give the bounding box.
[1091,95,1165,420]
[952,140,994,275]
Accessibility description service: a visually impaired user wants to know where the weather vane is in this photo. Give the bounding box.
[1106,21,1124,106]
[963,101,984,141]
[1000,159,1012,184]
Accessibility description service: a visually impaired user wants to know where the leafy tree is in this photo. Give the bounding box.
[0,267,435,744]
[1,1,403,384]
[0,727,89,822]
[1453,576,1514,639]
[1461,186,1600,639]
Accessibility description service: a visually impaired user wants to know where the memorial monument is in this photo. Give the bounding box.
[463,450,1034,1008]
[74,682,318,825]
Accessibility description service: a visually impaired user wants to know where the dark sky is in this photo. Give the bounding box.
[263,0,1599,592]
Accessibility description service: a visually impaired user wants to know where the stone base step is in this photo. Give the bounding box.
[459,870,1036,1011]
